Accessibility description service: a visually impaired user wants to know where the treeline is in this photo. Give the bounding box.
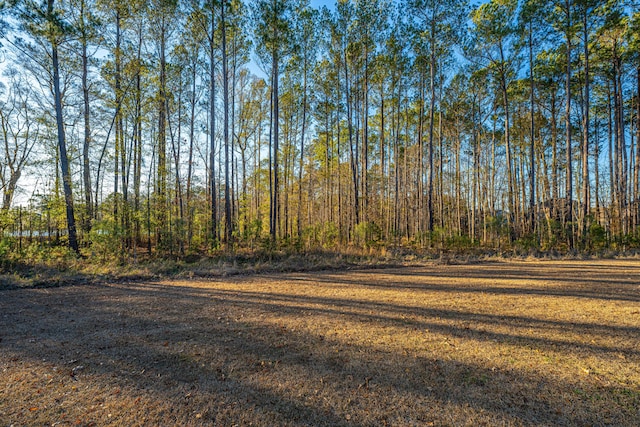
[0,0,639,260]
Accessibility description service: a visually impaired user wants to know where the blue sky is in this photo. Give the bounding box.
[310,0,335,9]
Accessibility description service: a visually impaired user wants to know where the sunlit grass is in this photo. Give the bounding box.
[1,260,639,426]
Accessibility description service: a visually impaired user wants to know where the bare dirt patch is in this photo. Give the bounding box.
[1,260,639,426]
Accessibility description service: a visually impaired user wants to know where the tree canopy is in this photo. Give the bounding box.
[1,0,639,258]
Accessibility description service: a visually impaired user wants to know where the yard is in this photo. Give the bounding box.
[1,260,639,426]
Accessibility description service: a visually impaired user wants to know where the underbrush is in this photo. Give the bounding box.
[0,244,405,289]
[2,240,640,290]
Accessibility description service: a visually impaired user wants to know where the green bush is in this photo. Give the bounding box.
[0,237,14,267]
[353,222,382,248]
[88,218,124,262]
[445,234,476,251]
[514,234,540,252]
[302,222,339,250]
[587,223,607,250]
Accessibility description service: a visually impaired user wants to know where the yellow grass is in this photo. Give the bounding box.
[1,259,639,426]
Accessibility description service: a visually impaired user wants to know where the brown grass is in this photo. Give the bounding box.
[1,259,639,426]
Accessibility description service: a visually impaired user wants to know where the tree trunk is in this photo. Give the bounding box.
[133,19,143,248]
[635,66,640,232]
[427,17,436,234]
[49,0,79,253]
[114,10,122,224]
[209,8,218,245]
[499,44,514,241]
[528,21,536,235]
[565,0,573,249]
[362,47,369,226]
[186,47,197,248]
[222,0,232,245]
[297,56,308,241]
[157,16,167,250]
[581,7,590,241]
[270,50,280,241]
[344,49,359,229]
[80,0,92,234]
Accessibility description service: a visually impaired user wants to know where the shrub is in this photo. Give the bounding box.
[353,222,382,248]
[587,223,607,250]
[514,234,540,253]
[0,237,14,268]
[445,234,476,251]
[88,219,124,262]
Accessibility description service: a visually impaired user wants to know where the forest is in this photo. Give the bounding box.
[1,0,640,262]
[2,3,640,423]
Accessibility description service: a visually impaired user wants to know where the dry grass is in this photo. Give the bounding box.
[0,250,402,290]
[1,259,639,426]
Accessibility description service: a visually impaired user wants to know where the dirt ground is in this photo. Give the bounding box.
[1,259,639,426]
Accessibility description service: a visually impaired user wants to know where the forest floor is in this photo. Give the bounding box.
[1,259,639,426]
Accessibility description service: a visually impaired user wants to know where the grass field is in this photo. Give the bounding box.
[1,259,639,426]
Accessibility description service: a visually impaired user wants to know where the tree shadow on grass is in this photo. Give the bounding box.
[195,287,640,359]
[101,280,638,359]
[1,284,358,426]
[1,271,639,426]
[302,262,640,303]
